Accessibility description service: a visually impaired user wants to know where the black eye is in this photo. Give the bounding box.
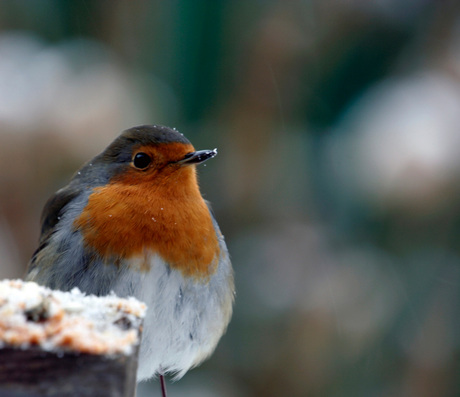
[133,152,152,169]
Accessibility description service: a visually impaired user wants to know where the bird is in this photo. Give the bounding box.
[25,124,234,396]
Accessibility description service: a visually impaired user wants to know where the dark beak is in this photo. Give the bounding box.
[177,149,217,165]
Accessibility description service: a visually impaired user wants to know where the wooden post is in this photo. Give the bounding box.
[0,279,146,397]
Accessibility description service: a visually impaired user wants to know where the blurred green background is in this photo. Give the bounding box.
[0,1,460,396]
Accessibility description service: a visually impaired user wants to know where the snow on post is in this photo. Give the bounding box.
[0,279,146,397]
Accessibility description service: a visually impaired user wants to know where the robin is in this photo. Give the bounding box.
[26,125,234,396]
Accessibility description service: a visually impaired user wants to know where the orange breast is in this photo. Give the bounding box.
[74,168,220,279]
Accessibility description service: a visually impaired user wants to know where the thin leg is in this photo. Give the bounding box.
[160,374,167,397]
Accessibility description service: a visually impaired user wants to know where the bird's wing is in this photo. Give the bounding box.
[38,186,81,243]
[27,186,81,276]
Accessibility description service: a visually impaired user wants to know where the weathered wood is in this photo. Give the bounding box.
[0,280,146,397]
[0,346,139,397]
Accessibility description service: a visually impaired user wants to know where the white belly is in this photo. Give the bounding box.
[112,253,233,381]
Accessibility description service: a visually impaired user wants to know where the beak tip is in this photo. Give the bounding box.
[178,148,218,165]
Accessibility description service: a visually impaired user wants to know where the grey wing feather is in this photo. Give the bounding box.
[27,186,80,274]
[39,187,80,243]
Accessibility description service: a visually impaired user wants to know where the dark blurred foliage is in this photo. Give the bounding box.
[1,1,460,396]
